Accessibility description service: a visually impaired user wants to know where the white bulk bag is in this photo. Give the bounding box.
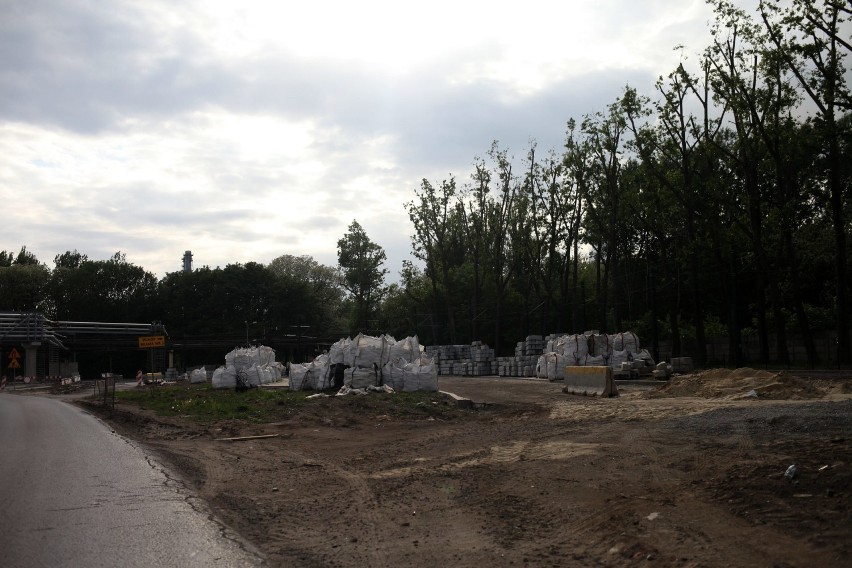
[578,354,606,367]
[561,334,590,363]
[309,355,332,390]
[212,366,236,389]
[609,349,631,368]
[587,333,611,358]
[546,353,569,381]
[190,368,207,384]
[289,363,310,390]
[536,355,548,378]
[389,335,420,363]
[344,366,378,389]
[344,333,387,369]
[382,357,407,391]
[402,359,438,392]
[611,332,640,354]
[329,338,350,365]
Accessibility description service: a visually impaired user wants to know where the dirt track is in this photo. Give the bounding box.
[96,372,852,567]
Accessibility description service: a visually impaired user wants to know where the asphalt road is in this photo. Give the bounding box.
[0,393,264,567]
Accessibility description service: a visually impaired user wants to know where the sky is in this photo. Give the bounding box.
[1,0,721,281]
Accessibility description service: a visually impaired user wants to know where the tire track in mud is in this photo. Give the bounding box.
[369,439,603,480]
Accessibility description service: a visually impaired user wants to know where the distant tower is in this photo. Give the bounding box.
[182,250,193,272]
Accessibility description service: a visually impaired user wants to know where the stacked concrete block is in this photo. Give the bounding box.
[470,341,494,376]
[497,356,521,377]
[497,335,545,377]
[424,341,496,376]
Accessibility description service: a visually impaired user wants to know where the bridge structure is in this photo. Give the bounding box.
[0,311,167,379]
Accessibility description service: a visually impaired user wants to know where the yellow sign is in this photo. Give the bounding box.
[8,359,20,369]
[8,347,20,359]
[138,335,166,349]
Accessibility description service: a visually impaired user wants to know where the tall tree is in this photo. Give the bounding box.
[482,142,520,351]
[562,119,591,332]
[405,177,465,343]
[580,103,631,332]
[337,220,388,333]
[759,0,852,362]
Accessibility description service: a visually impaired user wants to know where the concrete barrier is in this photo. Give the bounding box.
[562,366,618,397]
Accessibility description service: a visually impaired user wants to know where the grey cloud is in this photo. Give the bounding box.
[2,0,659,166]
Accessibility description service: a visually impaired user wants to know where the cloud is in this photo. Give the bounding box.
[1,0,721,281]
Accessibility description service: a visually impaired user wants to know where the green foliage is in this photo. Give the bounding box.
[114,383,468,423]
[116,383,310,422]
[0,262,50,311]
[14,246,40,266]
[45,251,158,321]
[337,220,388,333]
[267,254,346,334]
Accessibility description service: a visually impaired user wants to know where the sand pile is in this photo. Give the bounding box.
[648,367,831,400]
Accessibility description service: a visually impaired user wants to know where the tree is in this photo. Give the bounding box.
[13,246,40,266]
[337,220,388,333]
[405,178,465,343]
[0,247,48,311]
[45,252,158,321]
[267,254,346,335]
[480,142,521,351]
[54,250,88,269]
[759,0,852,362]
[579,103,632,333]
[0,263,49,311]
[562,119,592,332]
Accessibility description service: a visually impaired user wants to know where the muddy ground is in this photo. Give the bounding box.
[89,370,851,567]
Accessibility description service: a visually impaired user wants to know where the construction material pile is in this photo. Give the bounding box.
[647,368,834,400]
[424,341,496,376]
[291,333,438,392]
[535,331,654,381]
[423,332,652,379]
[211,345,284,389]
[190,368,208,384]
[497,335,546,377]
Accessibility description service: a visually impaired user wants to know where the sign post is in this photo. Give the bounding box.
[138,336,165,378]
[7,347,21,386]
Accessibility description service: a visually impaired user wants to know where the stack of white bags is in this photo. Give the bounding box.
[536,331,653,381]
[212,345,284,389]
[292,333,438,393]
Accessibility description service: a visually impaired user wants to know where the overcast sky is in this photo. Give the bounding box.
[1,0,721,280]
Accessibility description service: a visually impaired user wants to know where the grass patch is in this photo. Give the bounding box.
[115,383,473,423]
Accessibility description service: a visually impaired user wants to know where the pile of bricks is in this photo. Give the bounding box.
[469,341,495,376]
[424,342,496,376]
[497,335,545,377]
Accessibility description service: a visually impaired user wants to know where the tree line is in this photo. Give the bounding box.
[2,1,849,368]
[396,0,851,366]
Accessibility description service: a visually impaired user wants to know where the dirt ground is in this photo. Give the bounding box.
[89,369,852,567]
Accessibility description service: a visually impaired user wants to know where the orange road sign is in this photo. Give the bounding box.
[8,359,21,369]
[138,335,166,349]
[8,347,20,359]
